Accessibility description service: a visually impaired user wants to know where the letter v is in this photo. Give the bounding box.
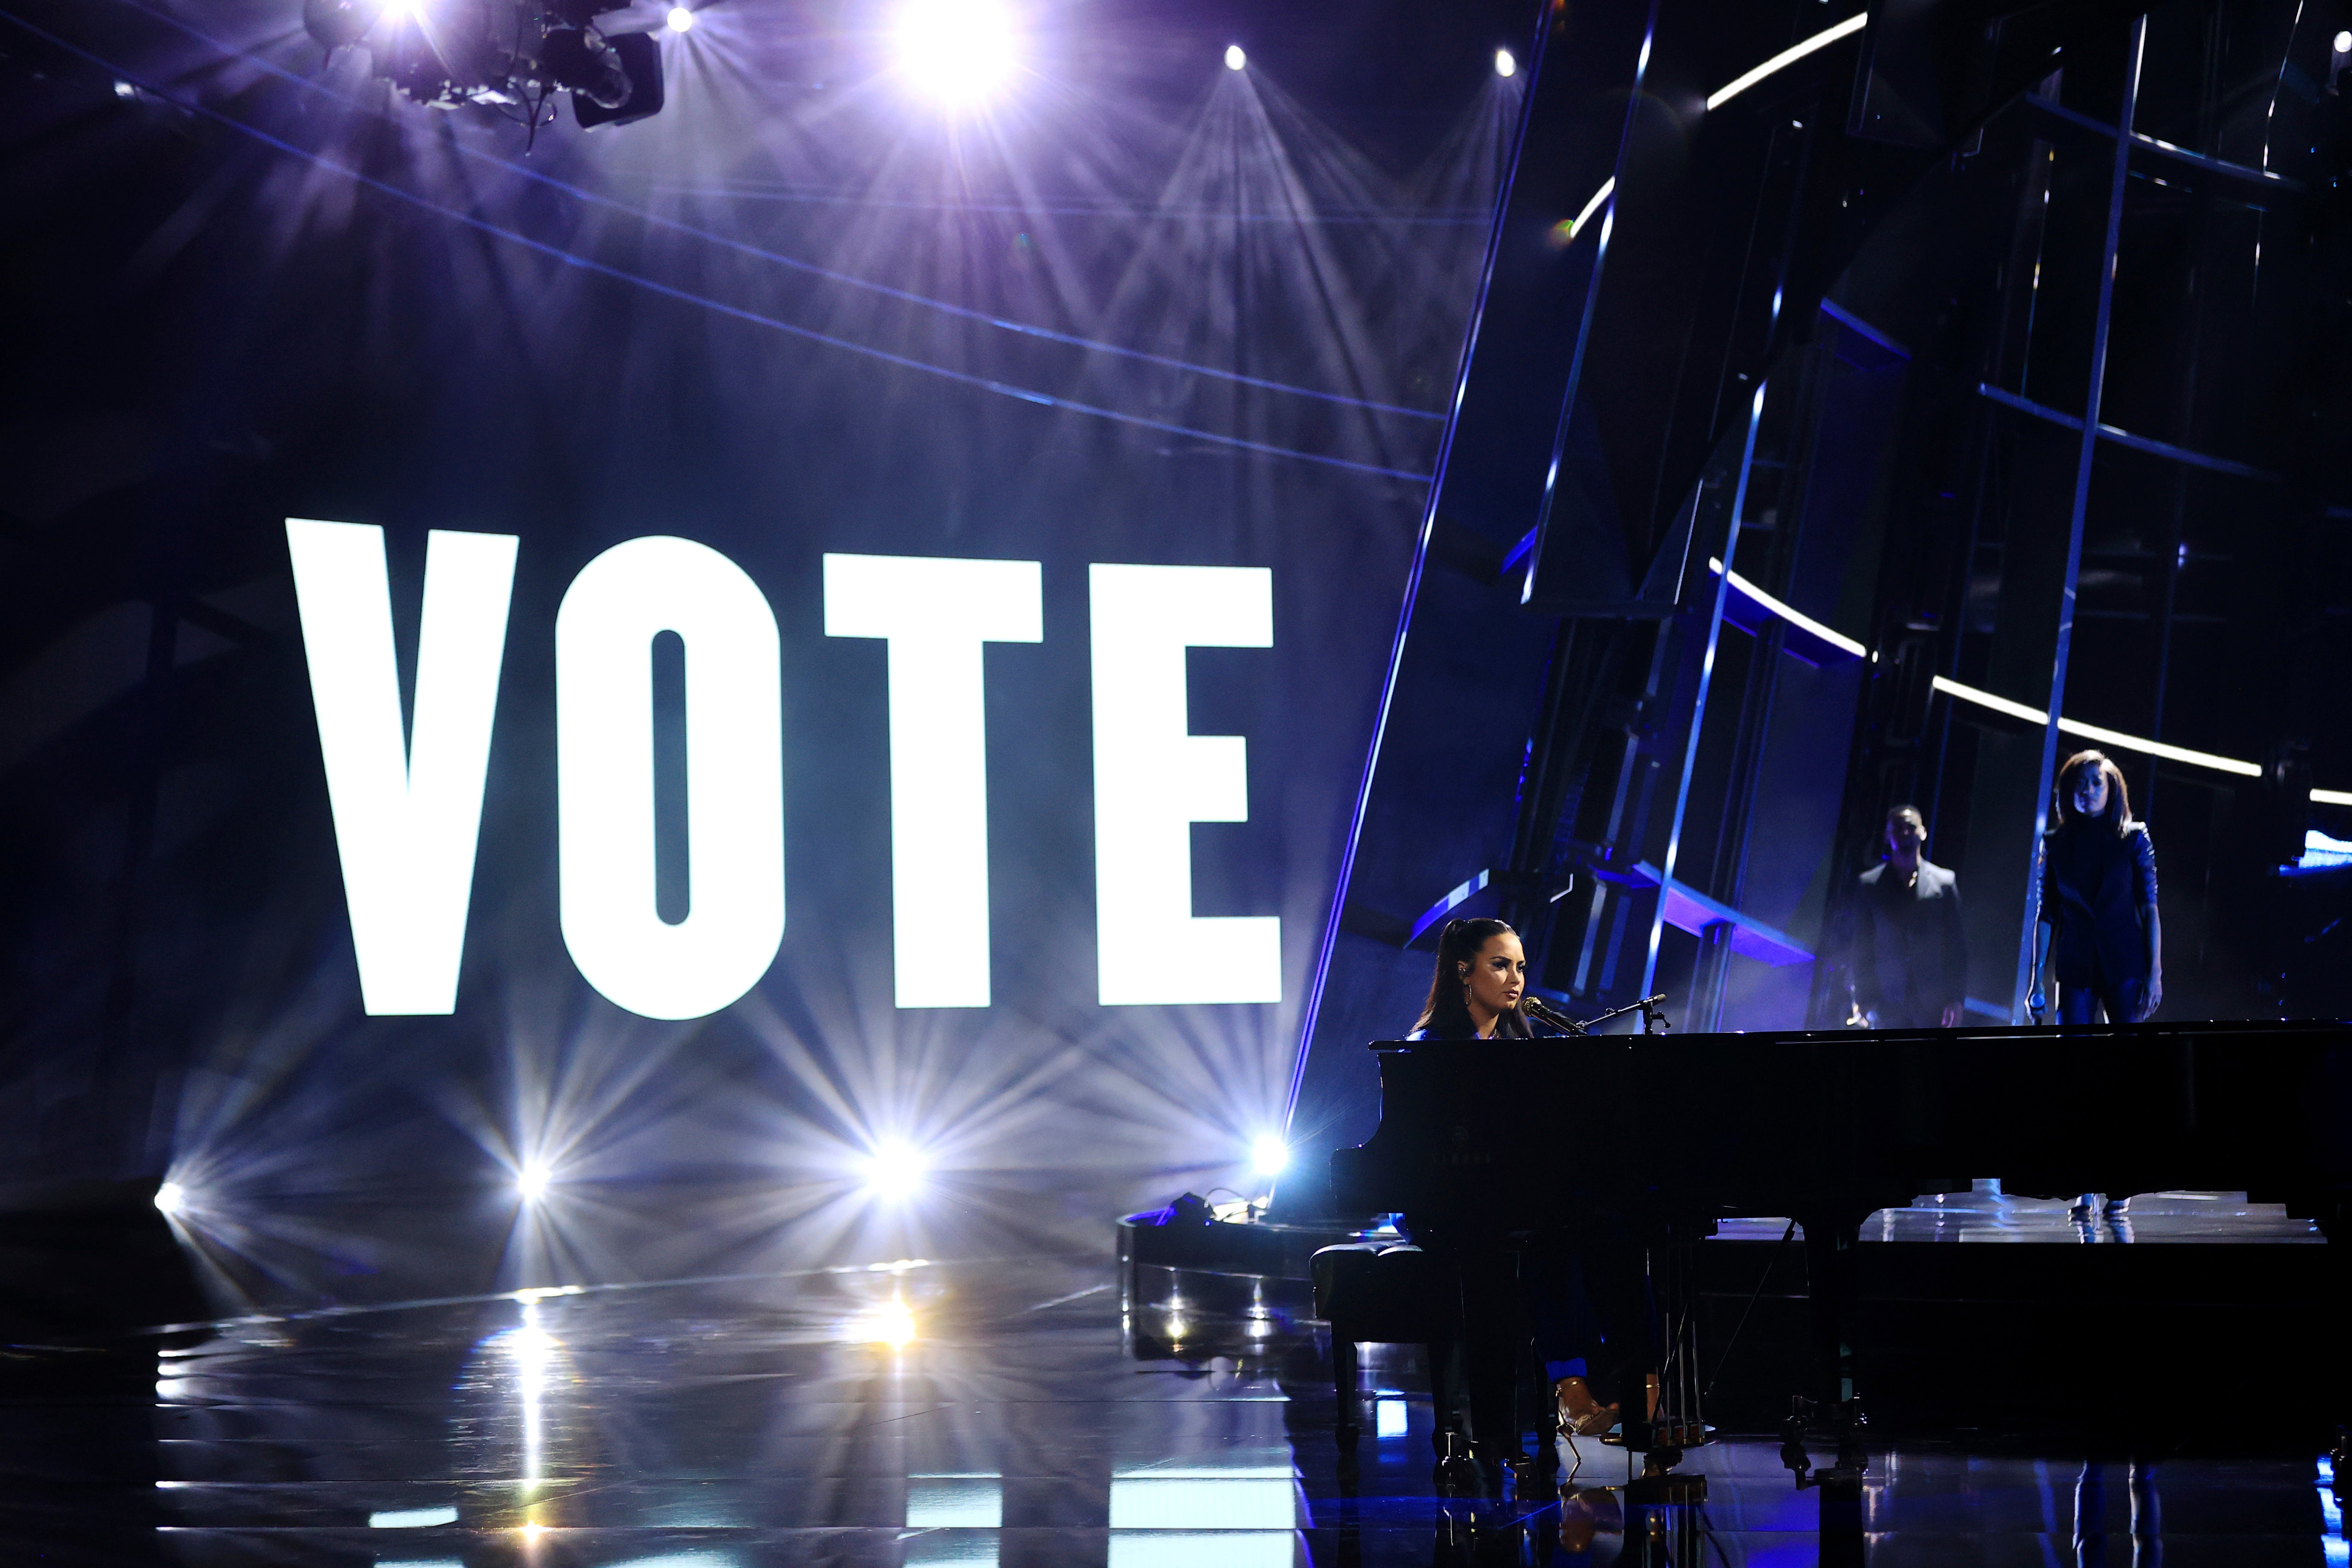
[287,519,517,1014]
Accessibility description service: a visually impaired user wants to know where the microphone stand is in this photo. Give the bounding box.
[1530,992,1672,1036]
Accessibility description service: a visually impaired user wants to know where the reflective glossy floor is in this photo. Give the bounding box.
[6,1250,2345,1565]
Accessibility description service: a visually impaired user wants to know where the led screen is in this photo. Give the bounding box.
[0,0,1520,1303]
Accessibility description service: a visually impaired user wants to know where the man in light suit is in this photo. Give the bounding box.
[1848,805,1969,1029]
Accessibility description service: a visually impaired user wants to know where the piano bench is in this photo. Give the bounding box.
[1312,1242,1455,1446]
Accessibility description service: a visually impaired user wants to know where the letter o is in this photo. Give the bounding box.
[556,536,784,1020]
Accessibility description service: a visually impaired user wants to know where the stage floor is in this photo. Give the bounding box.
[6,1250,2343,1565]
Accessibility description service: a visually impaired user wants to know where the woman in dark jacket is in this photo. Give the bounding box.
[2031,752,2162,1225]
[2030,750,2164,1026]
[1403,919,1650,1449]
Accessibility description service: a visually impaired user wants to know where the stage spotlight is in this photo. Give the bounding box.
[2336,30,2351,53]
[1224,44,1246,71]
[1494,48,1516,77]
[517,1161,552,1203]
[667,5,693,31]
[153,1181,187,1216]
[893,0,1020,107]
[1250,1136,1288,1177]
[841,1290,921,1346]
[864,1138,928,1201]
[873,1295,918,1348]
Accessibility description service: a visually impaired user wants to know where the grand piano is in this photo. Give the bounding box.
[1329,1020,2352,1463]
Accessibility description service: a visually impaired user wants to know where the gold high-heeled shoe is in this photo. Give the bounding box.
[1555,1377,1620,1436]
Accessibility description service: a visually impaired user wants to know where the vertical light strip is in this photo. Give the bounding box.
[2012,18,2145,1025]
[1280,3,1557,1145]
[1643,383,1767,998]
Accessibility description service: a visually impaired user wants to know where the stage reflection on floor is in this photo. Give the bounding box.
[10,1249,2344,1565]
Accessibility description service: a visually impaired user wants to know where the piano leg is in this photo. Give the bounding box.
[2316,1199,2350,1504]
[1424,1243,1523,1466]
[1427,1334,1463,1458]
[1332,1333,1360,1446]
[1798,1211,1871,1462]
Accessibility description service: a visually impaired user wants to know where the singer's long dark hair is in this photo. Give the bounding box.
[1410,918,1534,1039]
[2054,749,2134,837]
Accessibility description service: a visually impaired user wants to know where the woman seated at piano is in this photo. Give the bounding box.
[1406,916,1536,1040]
[1404,919,1653,1443]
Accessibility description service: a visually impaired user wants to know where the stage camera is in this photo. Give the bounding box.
[302,0,666,133]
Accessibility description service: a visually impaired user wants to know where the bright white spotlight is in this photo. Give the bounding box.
[864,1138,928,1202]
[2337,29,2352,53]
[1250,1136,1288,1177]
[869,1295,918,1348]
[894,0,1020,107]
[153,1182,186,1216]
[517,1161,552,1203]
[1224,43,1246,71]
[666,5,694,31]
[1494,48,1516,77]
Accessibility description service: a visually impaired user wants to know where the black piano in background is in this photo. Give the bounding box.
[1329,1020,2352,1465]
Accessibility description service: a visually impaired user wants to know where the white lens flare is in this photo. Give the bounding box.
[666,5,694,31]
[864,1138,927,1202]
[1250,1136,1287,1177]
[848,1293,919,1348]
[1494,48,1516,77]
[1224,44,1246,71]
[153,1181,186,1216]
[517,1161,552,1203]
[894,0,1020,107]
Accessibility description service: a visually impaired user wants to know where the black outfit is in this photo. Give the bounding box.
[2039,821,2159,1023]
[1402,1012,1651,1455]
[1850,858,1969,1028]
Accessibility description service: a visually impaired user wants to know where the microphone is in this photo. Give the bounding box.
[1520,994,1587,1035]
